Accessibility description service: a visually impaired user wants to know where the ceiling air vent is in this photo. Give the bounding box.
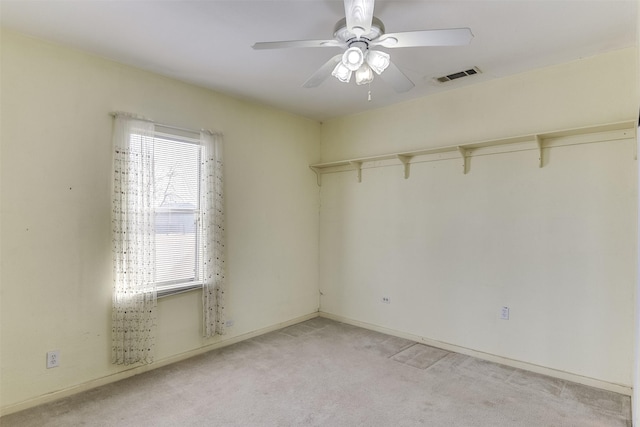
[435,67,481,83]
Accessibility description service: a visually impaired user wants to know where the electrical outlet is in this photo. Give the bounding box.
[381,296,391,304]
[500,306,510,320]
[46,350,60,368]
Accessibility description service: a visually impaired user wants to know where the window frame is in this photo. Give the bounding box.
[150,129,204,298]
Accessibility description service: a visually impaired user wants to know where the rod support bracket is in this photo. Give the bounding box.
[350,161,363,183]
[309,166,322,186]
[536,135,545,168]
[457,146,469,174]
[397,155,412,179]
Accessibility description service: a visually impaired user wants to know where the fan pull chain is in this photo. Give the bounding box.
[368,83,372,102]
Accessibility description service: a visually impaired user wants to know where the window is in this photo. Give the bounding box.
[152,129,203,296]
[126,126,206,297]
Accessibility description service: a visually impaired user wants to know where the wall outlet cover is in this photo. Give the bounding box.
[46,350,60,368]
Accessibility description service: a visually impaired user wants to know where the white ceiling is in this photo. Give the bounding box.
[1,0,637,121]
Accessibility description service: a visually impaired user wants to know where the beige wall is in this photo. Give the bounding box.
[0,30,320,412]
[318,48,638,388]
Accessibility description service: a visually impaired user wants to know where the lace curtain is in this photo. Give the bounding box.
[200,131,226,337]
[111,115,226,364]
[111,114,157,365]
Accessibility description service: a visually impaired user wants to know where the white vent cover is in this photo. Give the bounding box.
[434,67,481,83]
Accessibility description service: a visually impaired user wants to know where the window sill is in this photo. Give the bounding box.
[157,283,202,298]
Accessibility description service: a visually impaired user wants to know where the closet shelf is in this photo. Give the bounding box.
[309,120,636,186]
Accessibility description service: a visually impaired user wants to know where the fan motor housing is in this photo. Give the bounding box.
[334,17,385,45]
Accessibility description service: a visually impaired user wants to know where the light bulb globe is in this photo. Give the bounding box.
[341,47,365,72]
[355,64,374,85]
[332,62,352,83]
[367,50,390,75]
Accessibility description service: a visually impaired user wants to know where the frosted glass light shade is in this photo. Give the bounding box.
[332,62,352,83]
[367,50,390,75]
[341,47,365,72]
[355,64,374,85]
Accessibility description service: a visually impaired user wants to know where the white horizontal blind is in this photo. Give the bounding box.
[153,135,201,287]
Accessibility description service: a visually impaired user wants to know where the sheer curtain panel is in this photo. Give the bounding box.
[200,131,226,337]
[111,114,157,365]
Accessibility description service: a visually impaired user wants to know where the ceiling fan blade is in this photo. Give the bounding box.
[253,39,345,50]
[379,61,414,93]
[372,28,473,48]
[303,54,342,88]
[344,0,375,38]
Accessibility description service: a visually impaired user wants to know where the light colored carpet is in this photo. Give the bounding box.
[1,317,631,426]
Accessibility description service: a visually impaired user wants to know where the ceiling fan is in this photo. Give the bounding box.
[252,0,473,92]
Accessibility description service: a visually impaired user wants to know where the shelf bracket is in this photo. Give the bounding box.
[536,135,544,168]
[396,155,412,179]
[457,146,469,174]
[309,166,322,186]
[350,161,363,183]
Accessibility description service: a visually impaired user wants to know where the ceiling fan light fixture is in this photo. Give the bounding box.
[332,62,352,83]
[342,46,365,71]
[355,63,374,85]
[253,0,474,93]
[367,50,390,75]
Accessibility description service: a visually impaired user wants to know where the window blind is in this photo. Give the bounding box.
[153,136,201,286]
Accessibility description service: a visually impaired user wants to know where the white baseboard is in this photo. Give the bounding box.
[0,312,320,417]
[319,311,632,396]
